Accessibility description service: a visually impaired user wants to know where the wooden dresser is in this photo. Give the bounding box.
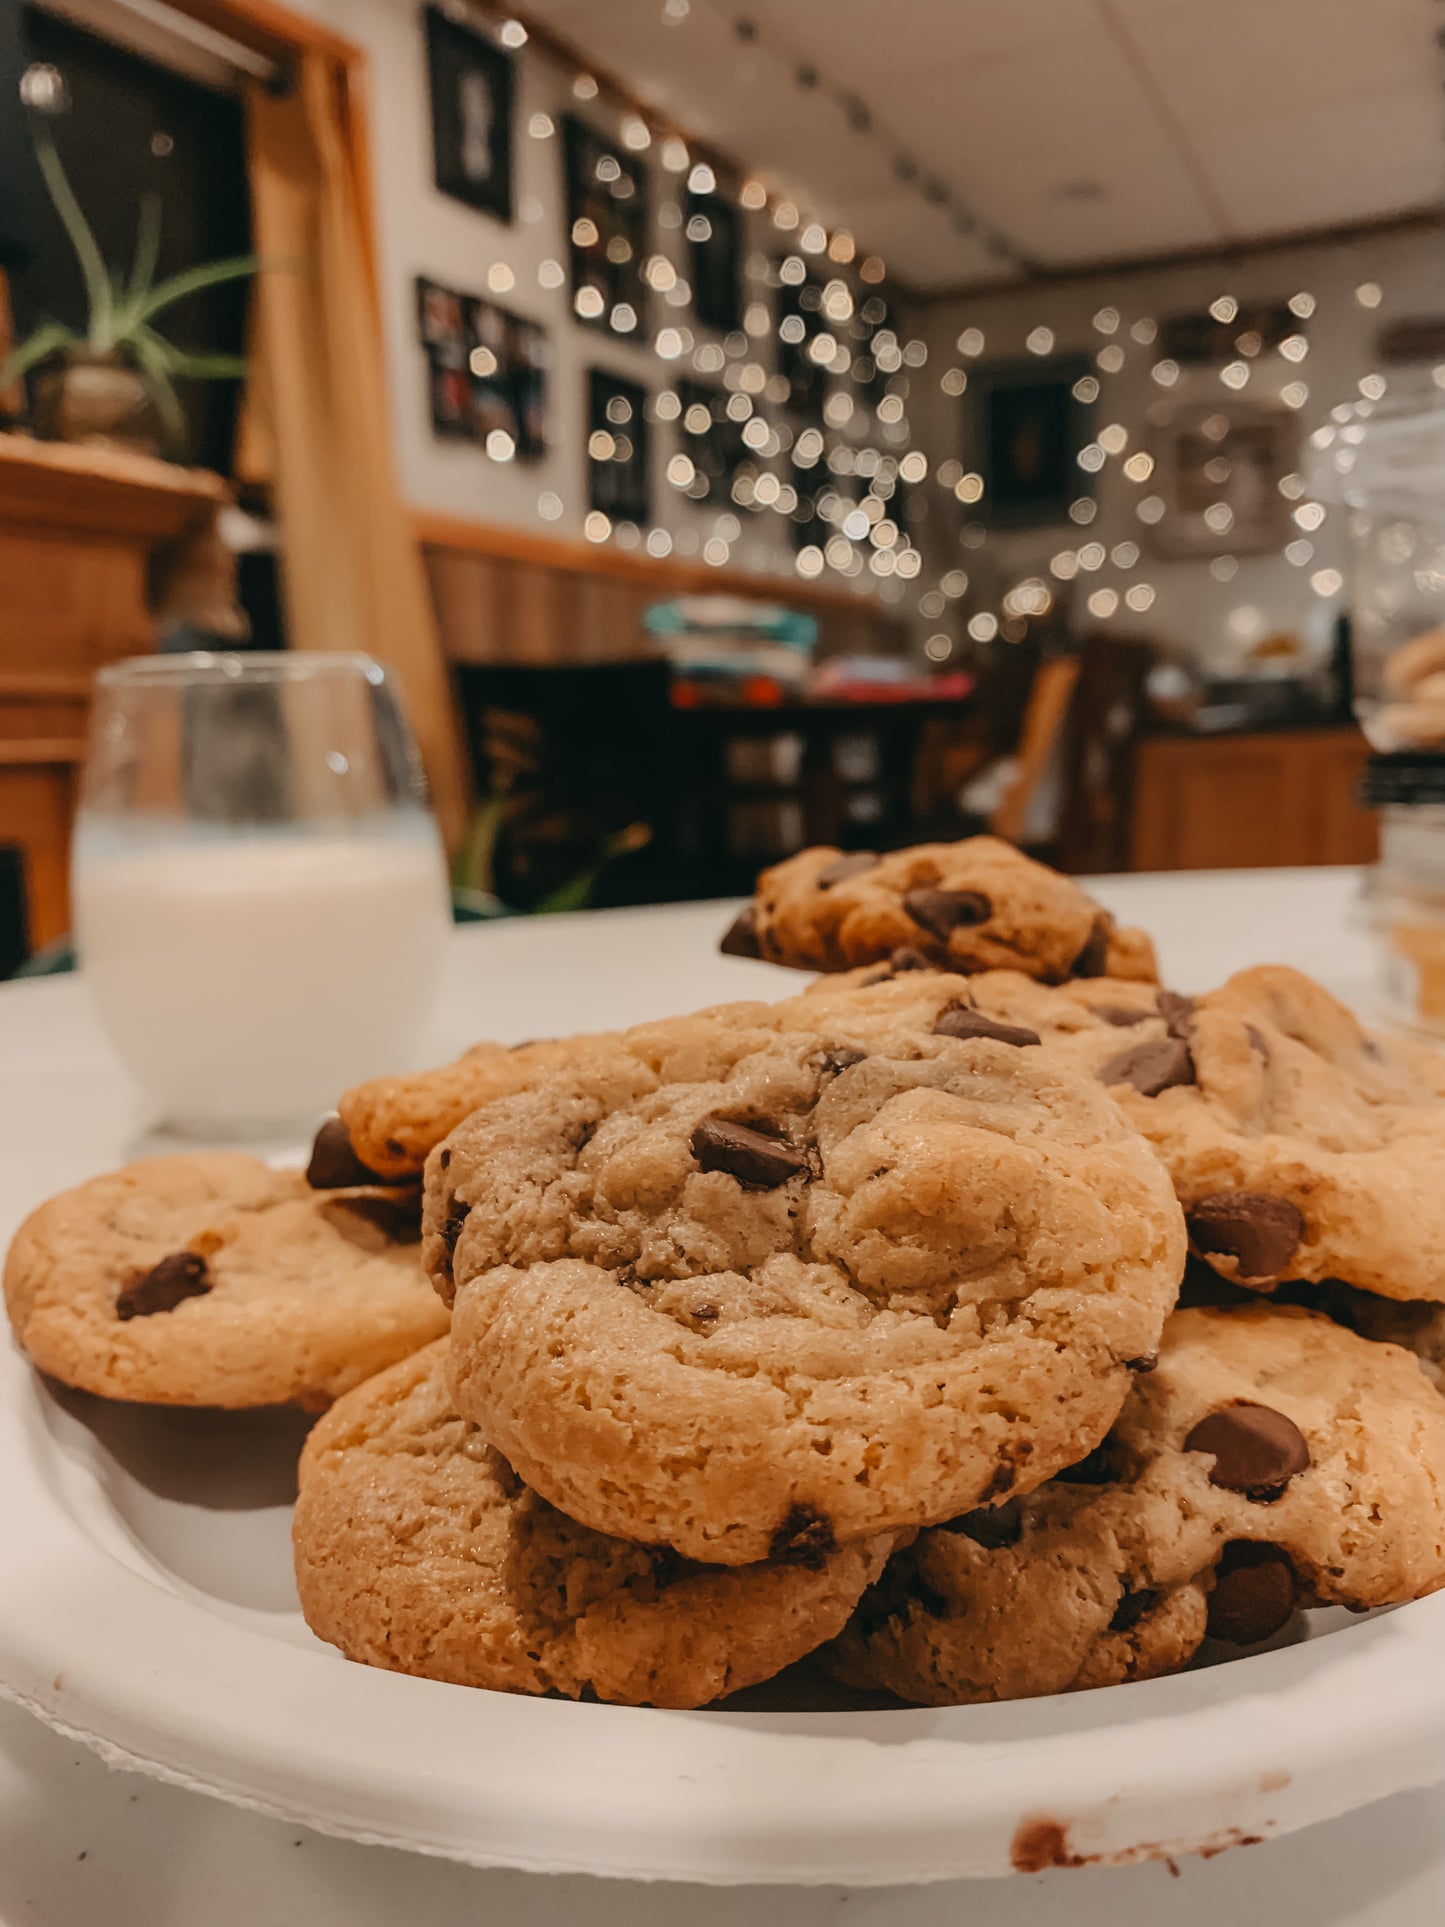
[0,434,227,949]
[1130,725,1377,871]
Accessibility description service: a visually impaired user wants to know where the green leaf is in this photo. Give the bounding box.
[126,332,186,442]
[129,192,162,304]
[33,129,112,344]
[165,351,248,381]
[0,321,79,390]
[534,870,598,916]
[135,254,258,323]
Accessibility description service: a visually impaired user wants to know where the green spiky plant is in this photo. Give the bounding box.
[0,123,257,448]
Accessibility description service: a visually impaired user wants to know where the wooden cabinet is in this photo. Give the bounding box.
[0,434,227,947]
[1130,726,1377,872]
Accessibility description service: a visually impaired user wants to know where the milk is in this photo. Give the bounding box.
[73,821,452,1130]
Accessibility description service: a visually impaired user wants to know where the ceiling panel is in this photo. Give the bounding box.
[518,0,1445,288]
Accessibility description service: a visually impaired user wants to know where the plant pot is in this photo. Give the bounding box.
[28,351,165,458]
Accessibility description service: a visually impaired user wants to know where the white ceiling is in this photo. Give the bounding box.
[519,0,1445,290]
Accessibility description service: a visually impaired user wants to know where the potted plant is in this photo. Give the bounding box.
[0,124,256,460]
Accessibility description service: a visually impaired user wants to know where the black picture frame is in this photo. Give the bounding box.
[416,274,549,459]
[967,358,1093,528]
[587,368,650,523]
[676,379,747,505]
[564,115,649,335]
[686,186,741,335]
[424,6,514,223]
[775,263,832,424]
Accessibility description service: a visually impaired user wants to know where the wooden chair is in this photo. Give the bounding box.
[1053,632,1155,874]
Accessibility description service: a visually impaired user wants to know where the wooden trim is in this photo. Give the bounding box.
[412,507,883,616]
[0,673,94,699]
[0,433,227,539]
[924,206,1445,304]
[158,0,362,67]
[0,739,89,766]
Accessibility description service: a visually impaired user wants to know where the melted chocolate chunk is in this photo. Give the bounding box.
[440,1200,470,1261]
[1056,1439,1122,1486]
[1156,990,1197,1039]
[815,1045,867,1076]
[946,1496,1023,1549]
[816,851,880,889]
[1098,1036,1196,1097]
[887,946,939,974]
[769,1506,836,1568]
[1094,1005,1152,1028]
[932,1003,1041,1049]
[691,1114,808,1187]
[719,904,763,959]
[902,887,992,941]
[1187,1192,1305,1281]
[1206,1542,1297,1645]
[1183,1401,1310,1501]
[305,1117,390,1190]
[1070,916,1112,979]
[1108,1586,1161,1633]
[116,1251,211,1321]
[322,1194,422,1253]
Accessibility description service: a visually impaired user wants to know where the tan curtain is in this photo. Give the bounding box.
[244,54,469,850]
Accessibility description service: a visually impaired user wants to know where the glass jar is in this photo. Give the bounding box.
[1333,401,1445,752]
[1365,787,1445,1038]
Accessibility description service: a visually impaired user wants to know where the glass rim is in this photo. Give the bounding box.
[95,652,387,689]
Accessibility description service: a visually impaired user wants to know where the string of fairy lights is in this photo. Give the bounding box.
[465,4,1421,659]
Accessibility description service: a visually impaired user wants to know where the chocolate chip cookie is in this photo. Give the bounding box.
[4,1153,447,1407]
[294,1341,894,1707]
[425,1015,1184,1565]
[823,1304,1445,1704]
[722,837,1157,983]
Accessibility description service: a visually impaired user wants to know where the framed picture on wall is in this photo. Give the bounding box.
[416,275,549,458]
[424,6,514,223]
[564,116,649,335]
[968,357,1093,527]
[587,369,650,523]
[1147,402,1298,558]
[686,184,741,335]
[676,378,747,504]
[776,264,832,424]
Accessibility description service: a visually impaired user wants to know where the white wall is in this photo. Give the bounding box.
[910,224,1445,671]
[286,0,839,584]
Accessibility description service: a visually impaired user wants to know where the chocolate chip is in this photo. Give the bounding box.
[769,1506,835,1568]
[1184,1401,1310,1501]
[887,946,937,974]
[1109,1586,1161,1633]
[1206,1543,1296,1645]
[1094,1005,1151,1028]
[441,1201,469,1256]
[977,1442,1032,1503]
[902,887,992,941]
[946,1496,1023,1548]
[322,1194,422,1253]
[816,851,879,888]
[691,1302,719,1322]
[719,905,762,959]
[1156,990,1197,1039]
[1099,1036,1196,1097]
[305,1118,389,1190]
[691,1114,808,1187]
[1070,916,1111,979]
[815,1045,867,1076]
[1057,1438,1122,1486]
[1187,1192,1305,1280]
[932,1003,1041,1048]
[116,1251,211,1321]
[1125,1351,1159,1374]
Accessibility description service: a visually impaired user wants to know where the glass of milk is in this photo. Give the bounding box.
[73,653,453,1135]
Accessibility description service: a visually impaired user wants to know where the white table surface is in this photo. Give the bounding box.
[3,863,1438,1927]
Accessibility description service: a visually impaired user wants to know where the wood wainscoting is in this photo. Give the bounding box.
[415,511,907,666]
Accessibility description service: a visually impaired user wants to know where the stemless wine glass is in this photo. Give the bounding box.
[73,653,453,1135]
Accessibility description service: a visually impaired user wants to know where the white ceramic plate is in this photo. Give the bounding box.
[1,885,1441,1885]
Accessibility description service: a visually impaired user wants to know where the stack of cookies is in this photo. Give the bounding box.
[8,834,1445,1711]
